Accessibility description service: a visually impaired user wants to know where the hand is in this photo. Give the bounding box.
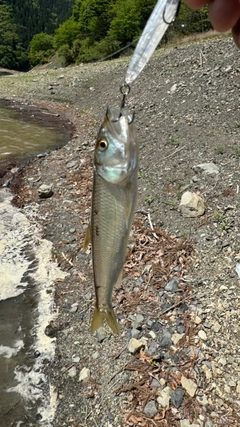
[184,0,240,48]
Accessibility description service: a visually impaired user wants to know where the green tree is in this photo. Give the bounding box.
[54,18,80,49]
[29,32,54,65]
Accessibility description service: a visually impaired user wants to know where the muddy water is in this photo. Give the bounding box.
[0,107,69,161]
[0,106,70,426]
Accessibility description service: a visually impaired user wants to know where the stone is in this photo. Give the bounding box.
[213,321,221,333]
[96,327,106,342]
[181,376,197,397]
[194,162,219,175]
[157,386,172,408]
[165,277,179,292]
[180,420,190,427]
[196,393,208,406]
[128,338,146,354]
[38,184,53,198]
[151,378,160,388]
[131,328,141,339]
[143,400,158,417]
[179,191,205,218]
[198,330,207,341]
[171,388,185,408]
[79,367,90,382]
[172,333,184,346]
[236,381,240,393]
[68,366,77,377]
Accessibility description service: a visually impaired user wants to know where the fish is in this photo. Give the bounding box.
[84,106,138,334]
[125,0,180,85]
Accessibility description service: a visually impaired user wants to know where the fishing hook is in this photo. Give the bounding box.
[163,0,181,25]
[120,83,131,109]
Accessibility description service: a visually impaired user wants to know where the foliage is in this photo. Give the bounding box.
[29,32,55,66]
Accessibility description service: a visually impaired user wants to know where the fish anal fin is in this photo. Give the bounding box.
[91,308,120,335]
[83,223,91,250]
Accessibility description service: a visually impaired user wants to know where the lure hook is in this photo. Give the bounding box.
[163,0,181,25]
[120,83,131,109]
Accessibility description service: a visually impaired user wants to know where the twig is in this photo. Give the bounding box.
[159,299,185,316]
[61,252,74,266]
[162,145,186,160]
[4,400,21,415]
[147,212,159,240]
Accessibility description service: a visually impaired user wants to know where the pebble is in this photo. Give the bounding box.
[128,337,146,354]
[96,327,106,342]
[69,303,78,313]
[131,328,141,339]
[181,376,197,397]
[171,388,185,408]
[179,191,205,218]
[72,355,80,363]
[196,393,208,406]
[165,276,179,292]
[213,321,221,333]
[198,330,207,341]
[79,367,90,382]
[38,184,53,198]
[68,366,77,378]
[129,313,144,329]
[151,378,160,388]
[157,386,172,408]
[194,162,219,175]
[143,400,158,417]
[159,331,172,348]
[172,333,184,345]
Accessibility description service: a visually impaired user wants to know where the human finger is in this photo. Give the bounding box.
[184,0,209,9]
[232,18,240,48]
[209,0,240,32]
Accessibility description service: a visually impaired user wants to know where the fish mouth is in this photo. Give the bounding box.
[106,106,135,124]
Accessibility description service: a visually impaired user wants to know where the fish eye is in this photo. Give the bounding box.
[97,139,108,151]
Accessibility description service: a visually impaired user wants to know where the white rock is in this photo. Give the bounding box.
[236,381,240,393]
[236,263,240,278]
[191,314,202,325]
[218,357,227,366]
[79,367,90,382]
[194,162,219,175]
[172,333,184,345]
[197,394,208,405]
[157,386,172,408]
[213,321,221,333]
[179,191,205,218]
[68,366,77,378]
[128,337,147,354]
[180,420,190,427]
[181,376,197,397]
[198,330,207,341]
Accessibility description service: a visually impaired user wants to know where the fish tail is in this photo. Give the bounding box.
[91,307,120,335]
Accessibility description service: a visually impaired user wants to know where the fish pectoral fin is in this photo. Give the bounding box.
[91,307,120,335]
[83,223,91,250]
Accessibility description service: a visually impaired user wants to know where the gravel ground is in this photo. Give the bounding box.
[0,36,240,426]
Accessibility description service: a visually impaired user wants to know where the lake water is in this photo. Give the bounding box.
[0,105,70,426]
[0,106,70,161]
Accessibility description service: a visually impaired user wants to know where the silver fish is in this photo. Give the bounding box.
[125,0,180,85]
[84,107,138,334]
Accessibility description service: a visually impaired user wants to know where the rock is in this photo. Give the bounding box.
[38,184,53,198]
[151,378,160,388]
[172,333,184,345]
[143,400,158,417]
[197,393,208,406]
[180,421,190,427]
[131,328,141,339]
[213,321,221,333]
[181,376,197,397]
[159,331,172,348]
[170,83,177,93]
[198,330,207,341]
[165,277,179,292]
[128,337,146,354]
[237,381,240,394]
[194,162,219,175]
[179,191,205,218]
[157,386,172,408]
[68,366,77,377]
[236,263,240,278]
[79,367,90,382]
[148,330,156,339]
[129,313,144,329]
[69,303,78,313]
[177,323,186,334]
[171,388,185,408]
[96,327,106,342]
[72,355,80,363]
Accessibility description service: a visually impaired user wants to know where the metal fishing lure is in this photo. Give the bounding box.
[125,0,180,86]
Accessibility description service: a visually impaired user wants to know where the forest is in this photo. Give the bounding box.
[0,0,211,71]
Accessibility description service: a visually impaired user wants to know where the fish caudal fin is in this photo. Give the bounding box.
[91,308,120,335]
[83,223,91,250]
